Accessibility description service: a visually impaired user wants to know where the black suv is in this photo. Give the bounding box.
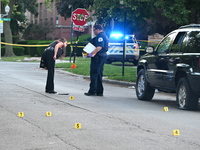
[136,24,200,110]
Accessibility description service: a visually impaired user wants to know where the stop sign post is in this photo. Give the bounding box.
[71,8,90,26]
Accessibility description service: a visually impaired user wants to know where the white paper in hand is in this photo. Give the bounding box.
[83,43,96,53]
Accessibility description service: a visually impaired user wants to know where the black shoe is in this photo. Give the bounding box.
[97,94,103,96]
[84,92,96,96]
[46,90,57,94]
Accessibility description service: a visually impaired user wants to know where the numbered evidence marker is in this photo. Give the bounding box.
[74,123,82,129]
[46,111,53,117]
[162,107,169,111]
[69,96,75,100]
[172,130,180,136]
[18,112,24,117]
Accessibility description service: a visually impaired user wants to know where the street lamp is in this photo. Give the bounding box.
[0,4,10,60]
[4,5,10,15]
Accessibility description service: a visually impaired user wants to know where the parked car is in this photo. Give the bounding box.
[106,33,140,65]
[135,24,200,110]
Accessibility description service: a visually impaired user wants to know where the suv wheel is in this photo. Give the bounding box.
[136,69,155,101]
[176,77,199,110]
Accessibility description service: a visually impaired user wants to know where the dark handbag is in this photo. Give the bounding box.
[40,58,46,68]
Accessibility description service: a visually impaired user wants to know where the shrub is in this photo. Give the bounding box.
[17,41,30,55]
[37,41,53,56]
[17,40,52,56]
[13,46,24,56]
[69,34,91,57]
[72,41,87,56]
[1,46,24,56]
[27,41,39,57]
[15,34,92,57]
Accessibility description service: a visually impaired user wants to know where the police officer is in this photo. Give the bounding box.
[84,24,109,96]
[40,38,67,94]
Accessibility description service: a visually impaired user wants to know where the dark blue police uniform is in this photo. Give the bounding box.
[88,32,108,95]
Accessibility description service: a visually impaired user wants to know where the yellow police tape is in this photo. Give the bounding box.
[0,41,84,47]
[0,41,48,47]
[1,40,157,47]
[1,40,156,51]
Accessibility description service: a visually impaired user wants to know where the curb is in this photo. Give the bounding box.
[56,69,136,87]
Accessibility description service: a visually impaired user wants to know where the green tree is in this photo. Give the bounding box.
[91,0,200,38]
[11,0,38,36]
[56,0,93,19]
[1,0,15,57]
[91,0,155,39]
[1,0,38,57]
[23,21,54,40]
[155,0,200,24]
[148,0,200,36]
[44,0,94,19]
[34,0,200,43]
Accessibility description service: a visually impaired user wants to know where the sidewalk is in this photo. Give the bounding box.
[23,57,69,63]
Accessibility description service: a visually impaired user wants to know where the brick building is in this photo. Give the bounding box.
[25,0,92,40]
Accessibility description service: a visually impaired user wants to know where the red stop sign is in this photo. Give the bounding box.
[71,8,90,26]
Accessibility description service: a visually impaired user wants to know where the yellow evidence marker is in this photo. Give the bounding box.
[172,130,180,136]
[69,96,75,100]
[18,112,24,117]
[46,111,53,117]
[74,123,82,129]
[162,107,169,111]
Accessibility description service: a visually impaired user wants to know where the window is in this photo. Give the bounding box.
[182,31,200,53]
[39,3,43,21]
[51,2,54,21]
[171,32,186,53]
[157,32,176,54]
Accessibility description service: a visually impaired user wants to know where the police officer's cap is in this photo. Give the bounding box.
[94,24,103,30]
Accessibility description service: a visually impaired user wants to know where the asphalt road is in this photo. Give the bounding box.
[0,61,200,150]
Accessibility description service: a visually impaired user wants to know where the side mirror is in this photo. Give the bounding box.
[145,46,154,53]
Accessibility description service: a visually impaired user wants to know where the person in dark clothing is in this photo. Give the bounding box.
[84,24,109,96]
[40,38,67,94]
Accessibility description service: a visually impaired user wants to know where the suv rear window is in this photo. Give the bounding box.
[182,31,200,53]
